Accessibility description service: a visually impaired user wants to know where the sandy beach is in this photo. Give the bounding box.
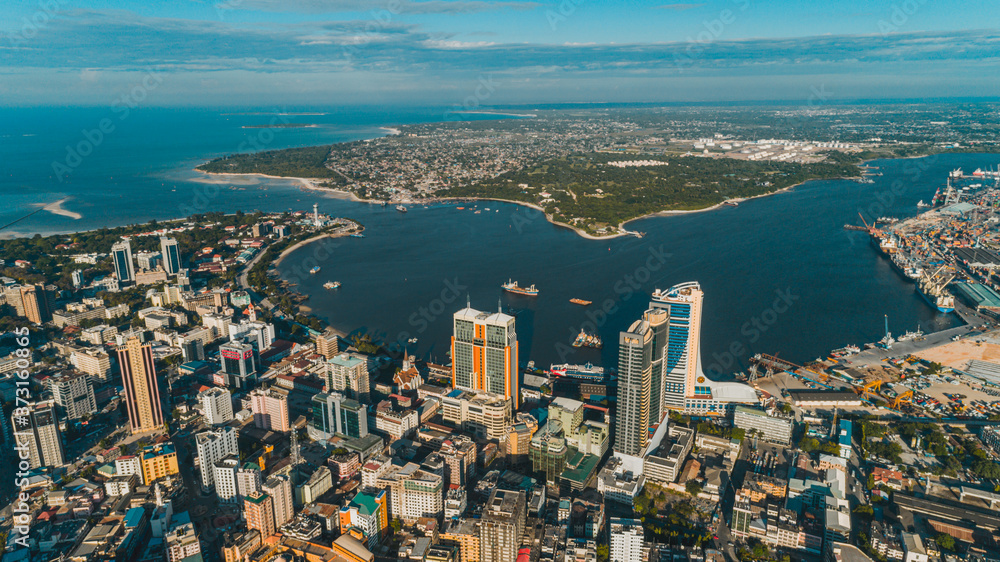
[38,197,83,220]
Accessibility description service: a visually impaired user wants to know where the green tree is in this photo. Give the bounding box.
[934,533,956,552]
[596,544,609,562]
[390,518,402,534]
[685,481,703,496]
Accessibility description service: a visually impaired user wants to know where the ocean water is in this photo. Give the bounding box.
[1,106,992,374]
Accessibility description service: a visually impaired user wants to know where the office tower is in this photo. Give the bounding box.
[228,319,275,352]
[220,340,256,379]
[609,518,645,562]
[310,392,368,440]
[160,237,181,275]
[250,388,290,432]
[214,456,240,503]
[480,488,526,562]
[135,251,161,271]
[649,282,757,416]
[19,284,53,324]
[117,336,164,434]
[12,401,65,468]
[48,370,96,420]
[196,425,239,490]
[244,491,276,539]
[262,473,294,528]
[180,339,205,362]
[111,239,135,283]
[615,318,654,456]
[644,308,669,428]
[140,442,179,485]
[451,302,520,409]
[315,329,340,359]
[326,353,370,402]
[200,387,234,425]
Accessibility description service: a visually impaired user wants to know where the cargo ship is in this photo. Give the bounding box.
[917,280,955,313]
[572,329,602,349]
[569,298,592,306]
[549,362,605,382]
[502,280,538,296]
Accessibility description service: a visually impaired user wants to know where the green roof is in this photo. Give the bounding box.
[952,281,1000,308]
[559,451,601,485]
[351,490,383,517]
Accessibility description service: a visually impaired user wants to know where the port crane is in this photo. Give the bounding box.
[856,379,883,401]
[891,390,914,410]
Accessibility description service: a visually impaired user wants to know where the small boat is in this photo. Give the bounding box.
[407,337,418,344]
[309,266,321,274]
[350,233,364,238]
[396,205,408,213]
[917,200,930,208]
[723,200,739,207]
[569,298,592,306]
[323,281,341,289]
[474,210,481,214]
[572,329,602,349]
[502,279,538,296]
[457,207,465,210]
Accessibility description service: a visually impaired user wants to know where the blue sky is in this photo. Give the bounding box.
[1,0,998,106]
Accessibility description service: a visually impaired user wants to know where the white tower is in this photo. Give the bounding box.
[313,203,320,228]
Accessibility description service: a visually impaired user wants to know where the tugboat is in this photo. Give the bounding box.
[572,329,603,349]
[502,280,539,296]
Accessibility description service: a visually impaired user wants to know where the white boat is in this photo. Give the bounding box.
[323,281,341,289]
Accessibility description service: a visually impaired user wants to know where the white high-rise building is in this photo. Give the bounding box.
[262,473,294,528]
[48,371,96,420]
[12,401,64,468]
[199,387,234,425]
[111,239,135,284]
[609,518,645,562]
[195,425,239,490]
[649,282,757,416]
[160,237,181,275]
[237,463,262,499]
[213,455,240,503]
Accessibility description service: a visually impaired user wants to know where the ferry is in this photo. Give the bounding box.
[323,281,341,289]
[572,329,603,349]
[502,280,539,296]
[396,205,408,213]
[549,362,605,382]
[569,298,592,306]
[309,266,321,274]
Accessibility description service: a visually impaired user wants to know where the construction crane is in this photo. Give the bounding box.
[857,380,883,401]
[891,390,914,410]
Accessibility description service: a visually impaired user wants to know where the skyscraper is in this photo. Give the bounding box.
[480,488,526,562]
[262,473,294,528]
[12,401,65,468]
[250,388,290,432]
[451,302,520,409]
[649,282,757,416]
[220,340,256,388]
[160,236,181,275]
[200,387,234,425]
[19,284,53,324]
[196,425,239,490]
[48,370,96,420]
[111,239,135,284]
[117,336,164,434]
[615,318,654,456]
